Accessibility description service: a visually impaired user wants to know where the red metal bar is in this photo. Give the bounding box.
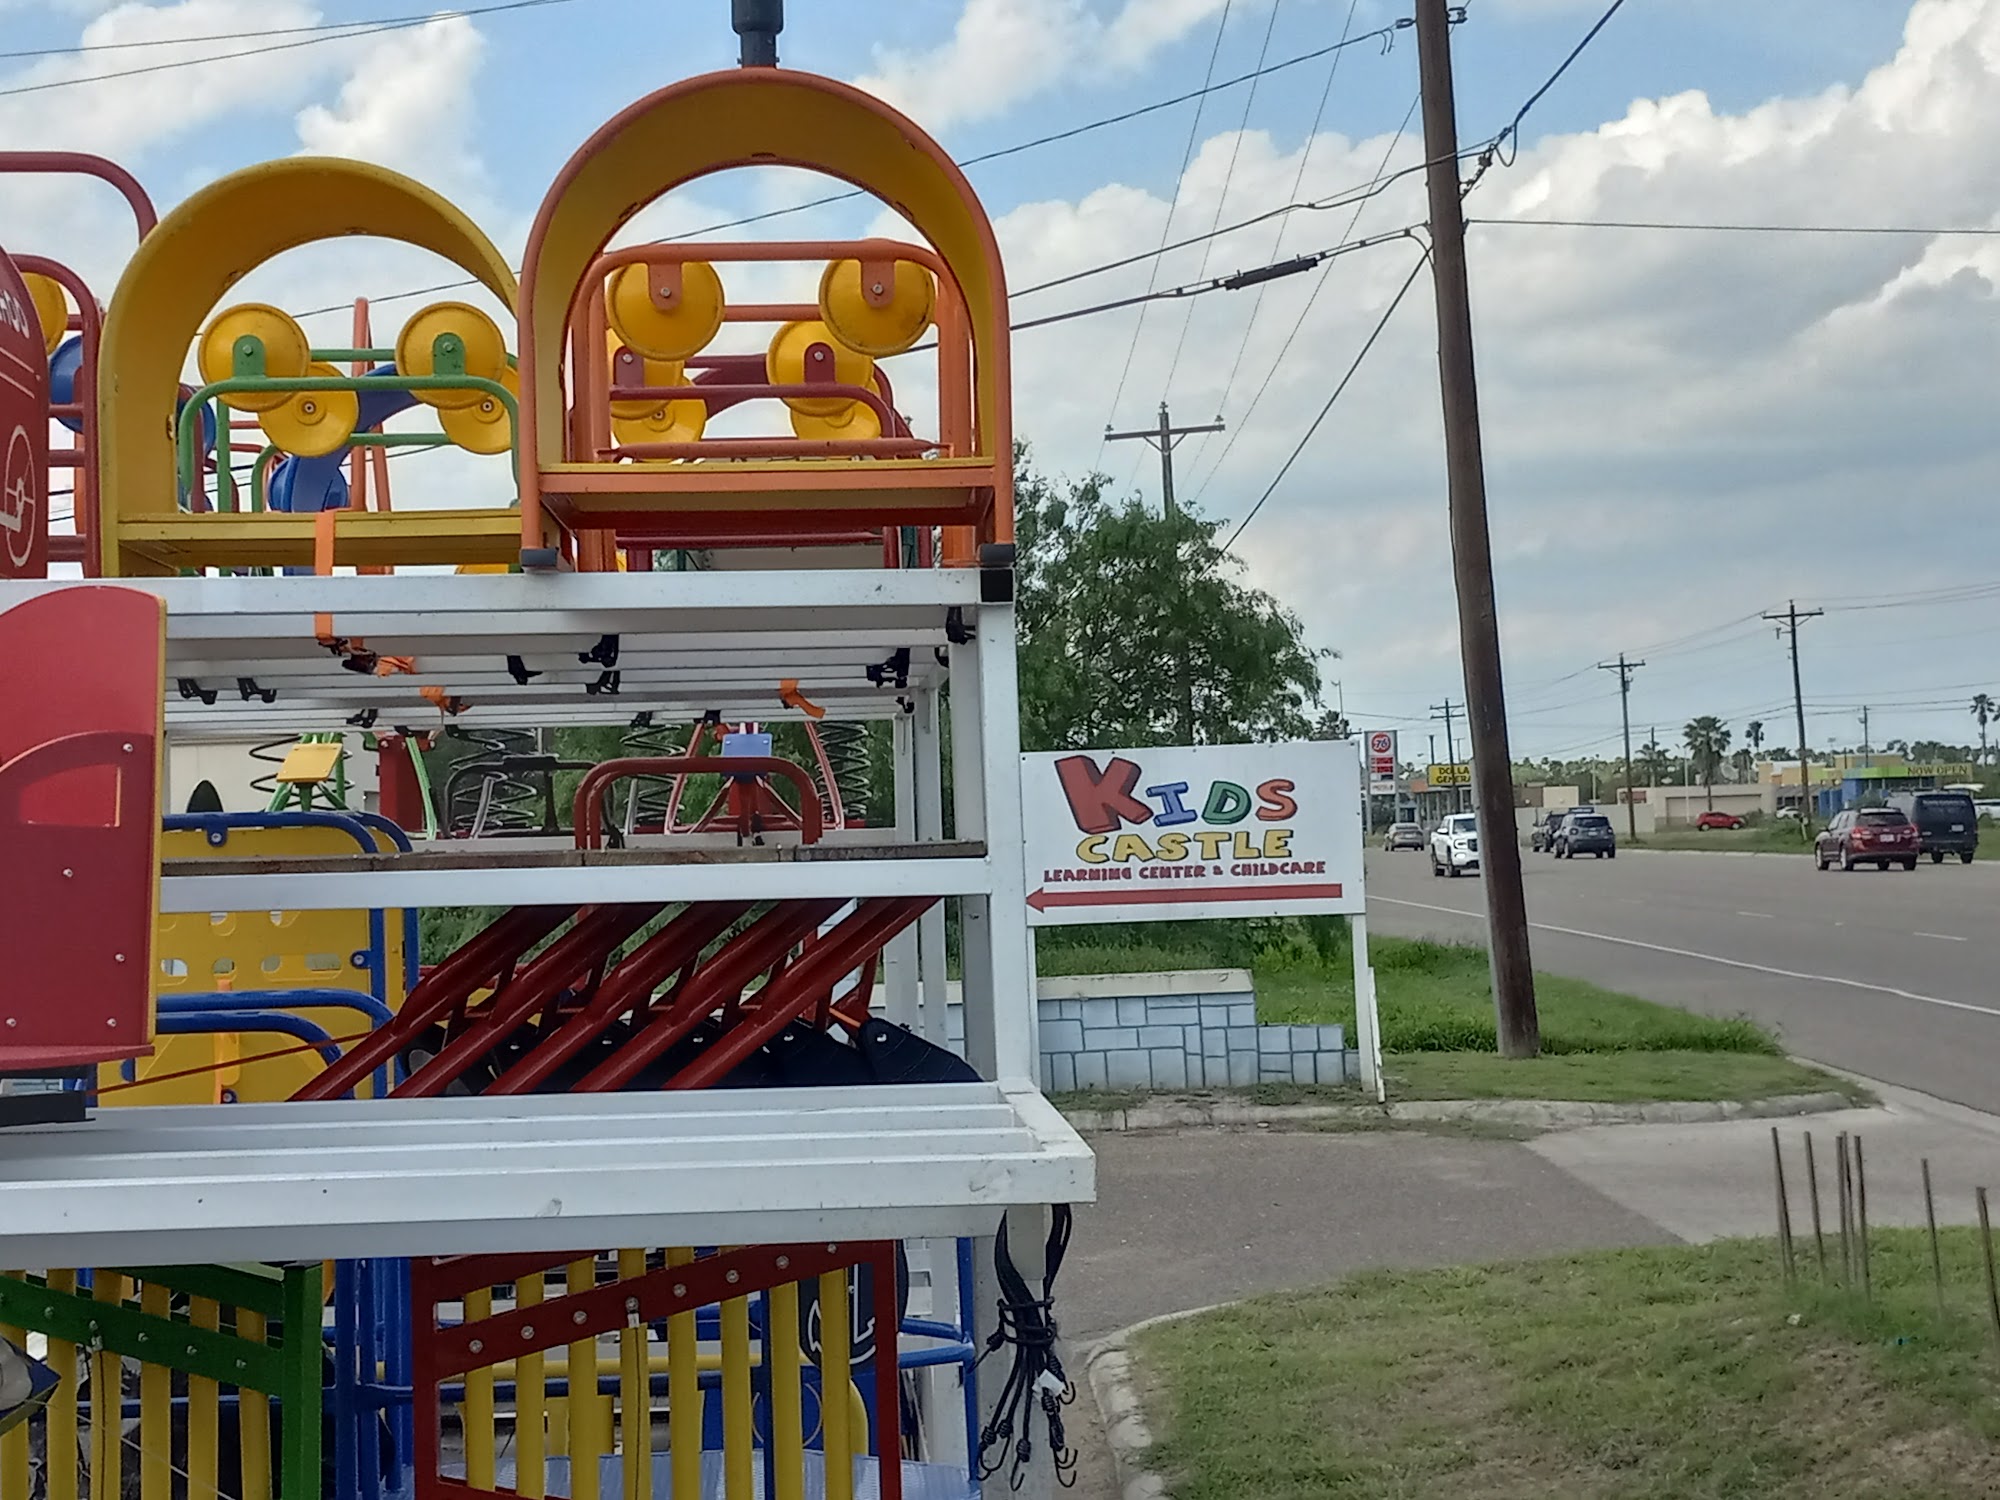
[0,152,157,237]
[391,903,662,1099]
[572,756,824,849]
[483,900,751,1096]
[291,905,576,1101]
[873,1240,904,1496]
[574,900,841,1092]
[613,436,933,461]
[16,255,103,566]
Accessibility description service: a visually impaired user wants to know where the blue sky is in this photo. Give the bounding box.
[6,0,2000,763]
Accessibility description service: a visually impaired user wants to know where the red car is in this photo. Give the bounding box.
[1815,808,1920,871]
[1694,811,1745,830]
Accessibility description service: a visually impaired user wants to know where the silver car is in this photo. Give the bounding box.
[1384,821,1425,851]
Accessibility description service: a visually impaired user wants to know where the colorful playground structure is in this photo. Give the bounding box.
[0,9,1089,1498]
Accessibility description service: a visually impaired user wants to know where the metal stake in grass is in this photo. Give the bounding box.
[1770,1126,1795,1287]
[1979,1187,2000,1357]
[1854,1134,1871,1302]
[1835,1132,1853,1287]
[1804,1131,1827,1282]
[1924,1158,1945,1318]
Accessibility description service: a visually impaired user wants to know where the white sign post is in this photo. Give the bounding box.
[1020,739,1383,1098]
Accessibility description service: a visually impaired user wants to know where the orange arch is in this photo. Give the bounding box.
[516,68,1012,548]
[95,157,515,576]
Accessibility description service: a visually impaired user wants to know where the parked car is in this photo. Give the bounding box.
[1975,799,2000,824]
[1529,809,1566,852]
[1694,810,1745,830]
[1815,808,1920,871]
[1887,790,1980,864]
[1554,810,1617,859]
[1429,813,1480,877]
[1383,820,1425,851]
[1775,807,1803,821]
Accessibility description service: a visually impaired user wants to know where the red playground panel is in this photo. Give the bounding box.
[0,587,165,1070]
[0,241,50,580]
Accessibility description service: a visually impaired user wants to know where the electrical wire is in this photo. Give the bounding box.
[1159,0,1285,411]
[0,0,573,100]
[1462,0,1629,190]
[1099,1,1237,473]
[1470,217,2000,237]
[0,1,563,61]
[295,16,1420,321]
[1197,0,1362,473]
[1220,247,1429,552]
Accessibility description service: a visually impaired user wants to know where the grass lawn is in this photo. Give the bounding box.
[1630,825,1814,854]
[1386,1049,1861,1103]
[1137,1229,2000,1500]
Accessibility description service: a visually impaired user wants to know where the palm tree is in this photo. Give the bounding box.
[1683,716,1732,809]
[1731,747,1754,782]
[1973,694,1996,767]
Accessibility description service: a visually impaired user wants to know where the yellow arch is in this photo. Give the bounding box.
[96,158,517,576]
[518,67,1011,485]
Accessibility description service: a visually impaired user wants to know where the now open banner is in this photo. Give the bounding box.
[1020,739,1366,926]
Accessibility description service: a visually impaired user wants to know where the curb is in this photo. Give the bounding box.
[1061,1089,1854,1134]
[1081,1307,1222,1500]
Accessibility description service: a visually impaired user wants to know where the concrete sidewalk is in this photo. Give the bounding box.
[1528,1074,2000,1242]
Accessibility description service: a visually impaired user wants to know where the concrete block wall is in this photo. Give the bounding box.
[936,969,1355,1093]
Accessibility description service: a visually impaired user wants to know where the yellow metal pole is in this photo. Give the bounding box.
[188,1298,221,1500]
[0,1273,29,1500]
[766,1279,805,1500]
[89,1275,125,1500]
[464,1288,497,1491]
[47,1271,79,1500]
[616,1249,650,1500]
[566,1260,602,1500]
[818,1270,852,1500]
[236,1307,271,1500]
[516,1273,547,1500]
[665,1249,700,1500]
[137,1283,173,1500]
[720,1288,752,1500]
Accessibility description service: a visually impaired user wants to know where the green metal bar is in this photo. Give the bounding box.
[115,1262,288,1320]
[251,442,279,512]
[0,1273,287,1393]
[309,347,395,363]
[278,1264,323,1500]
[176,374,516,497]
[410,733,439,840]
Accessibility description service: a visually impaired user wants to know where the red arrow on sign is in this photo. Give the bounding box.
[1027,882,1343,911]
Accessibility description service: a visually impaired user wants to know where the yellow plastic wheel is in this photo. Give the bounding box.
[766,320,874,417]
[606,334,685,420]
[790,392,883,442]
[258,362,358,457]
[439,365,518,456]
[22,273,67,357]
[198,303,311,412]
[610,389,707,447]
[396,301,507,410]
[606,260,724,362]
[818,258,935,357]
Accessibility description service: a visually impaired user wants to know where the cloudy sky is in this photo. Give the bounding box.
[7,0,1999,762]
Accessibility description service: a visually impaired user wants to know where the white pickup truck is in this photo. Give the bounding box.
[1429,812,1480,877]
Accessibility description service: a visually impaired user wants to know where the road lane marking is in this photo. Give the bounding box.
[1915,931,1967,943]
[1373,895,2000,1020]
[1736,911,1775,920]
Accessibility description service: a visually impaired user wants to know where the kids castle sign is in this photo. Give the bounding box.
[1019,741,1366,926]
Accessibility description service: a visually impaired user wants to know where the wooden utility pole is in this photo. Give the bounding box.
[1764,600,1823,829]
[1106,401,1224,744]
[1430,699,1462,810]
[1416,0,1538,1057]
[1598,654,1644,839]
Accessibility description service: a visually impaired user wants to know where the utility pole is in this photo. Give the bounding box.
[1763,600,1824,829]
[1415,0,1537,1058]
[1648,726,1658,786]
[1859,706,1871,769]
[1598,654,1644,839]
[1106,401,1224,745]
[1430,700,1461,810]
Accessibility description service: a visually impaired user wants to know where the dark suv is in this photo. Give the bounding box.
[1554,811,1616,859]
[1887,791,1979,863]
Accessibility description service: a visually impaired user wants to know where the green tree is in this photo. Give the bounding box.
[1015,455,1327,750]
[1683,716,1732,809]
[1730,746,1754,781]
[1972,693,1995,766]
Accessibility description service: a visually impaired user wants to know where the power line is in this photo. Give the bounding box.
[1159,0,1285,410]
[1221,247,1429,551]
[0,0,574,100]
[0,2,558,60]
[294,17,1425,321]
[1469,217,2000,237]
[1464,0,1629,185]
[1197,0,1364,477]
[1099,1,1237,471]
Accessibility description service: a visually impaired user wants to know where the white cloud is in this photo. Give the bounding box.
[851,0,1237,132]
[987,0,2000,751]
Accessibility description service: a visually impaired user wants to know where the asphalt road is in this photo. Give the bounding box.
[1364,844,2000,1113]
